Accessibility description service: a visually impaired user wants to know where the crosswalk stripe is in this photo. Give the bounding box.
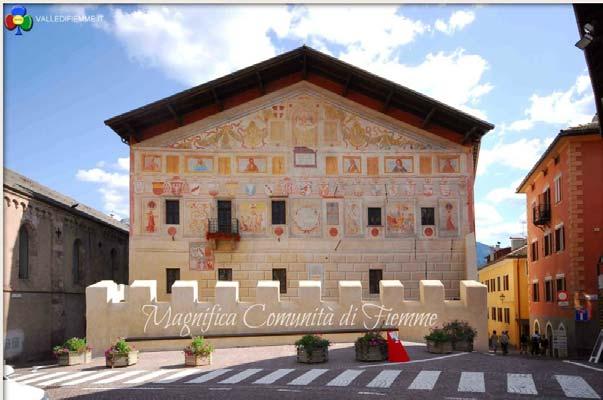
[155,369,201,384]
[19,371,68,385]
[185,369,232,384]
[124,370,172,384]
[327,369,363,387]
[219,368,263,384]
[458,372,485,393]
[253,369,295,384]
[507,373,537,395]
[61,371,120,386]
[13,372,46,382]
[555,375,600,399]
[409,370,441,390]
[37,371,95,387]
[288,369,328,386]
[96,370,147,384]
[365,370,401,388]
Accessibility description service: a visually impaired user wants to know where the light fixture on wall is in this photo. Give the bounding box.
[500,293,506,303]
[575,22,596,50]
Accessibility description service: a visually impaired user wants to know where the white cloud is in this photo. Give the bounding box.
[485,179,525,204]
[435,10,475,35]
[76,158,130,219]
[477,136,554,176]
[509,73,595,131]
[475,202,524,245]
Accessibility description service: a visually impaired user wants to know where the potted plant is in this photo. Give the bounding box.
[295,334,330,363]
[424,327,453,354]
[443,320,477,352]
[53,337,91,366]
[184,336,214,367]
[105,338,138,368]
[355,331,388,362]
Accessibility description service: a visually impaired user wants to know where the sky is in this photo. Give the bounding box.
[3,4,595,246]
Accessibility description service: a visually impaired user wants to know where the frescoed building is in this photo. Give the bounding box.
[517,120,603,356]
[3,169,129,362]
[478,238,529,348]
[105,46,494,302]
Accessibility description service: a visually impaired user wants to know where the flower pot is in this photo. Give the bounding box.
[58,350,92,366]
[426,340,452,354]
[297,347,328,363]
[106,350,139,368]
[185,353,212,367]
[453,340,474,352]
[355,343,388,362]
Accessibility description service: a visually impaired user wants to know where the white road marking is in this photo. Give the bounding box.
[253,369,295,384]
[185,369,232,384]
[61,371,120,386]
[359,352,468,368]
[155,369,201,383]
[219,368,263,384]
[96,370,147,384]
[19,371,69,384]
[409,370,441,390]
[458,372,485,393]
[507,373,537,395]
[563,360,603,372]
[358,392,387,396]
[209,387,231,391]
[555,375,600,399]
[327,369,363,387]
[124,370,172,384]
[366,370,401,388]
[287,369,329,385]
[37,371,95,387]
[278,388,302,392]
[13,372,47,382]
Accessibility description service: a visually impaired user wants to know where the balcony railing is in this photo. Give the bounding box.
[206,218,240,241]
[532,204,551,226]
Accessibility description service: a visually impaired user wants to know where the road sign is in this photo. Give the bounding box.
[557,290,569,307]
[575,309,590,321]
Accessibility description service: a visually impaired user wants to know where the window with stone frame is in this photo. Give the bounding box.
[554,225,565,252]
[218,268,232,281]
[367,207,382,226]
[420,207,435,225]
[271,200,286,225]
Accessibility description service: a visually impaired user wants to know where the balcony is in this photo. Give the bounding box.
[206,218,240,241]
[532,204,551,226]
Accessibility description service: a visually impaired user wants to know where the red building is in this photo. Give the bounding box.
[517,120,603,357]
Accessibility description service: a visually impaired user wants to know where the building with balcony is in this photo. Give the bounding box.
[106,46,494,301]
[517,120,603,356]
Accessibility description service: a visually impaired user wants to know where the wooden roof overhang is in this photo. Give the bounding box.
[105,46,494,147]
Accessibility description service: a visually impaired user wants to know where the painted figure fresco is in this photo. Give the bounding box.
[142,154,162,172]
[439,199,459,237]
[184,201,212,237]
[237,156,267,173]
[326,202,340,225]
[291,98,318,148]
[326,156,338,175]
[438,156,460,173]
[344,200,363,236]
[185,156,214,173]
[343,156,361,174]
[385,156,413,173]
[238,201,267,234]
[242,119,268,149]
[143,200,158,234]
[190,242,214,271]
[272,156,285,175]
[291,199,321,236]
[386,201,415,235]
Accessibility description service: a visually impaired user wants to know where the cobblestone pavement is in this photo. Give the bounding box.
[8,343,603,400]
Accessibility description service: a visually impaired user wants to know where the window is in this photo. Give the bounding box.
[18,226,29,279]
[545,279,553,302]
[421,207,435,225]
[165,200,180,225]
[544,233,552,256]
[272,268,287,294]
[490,278,495,292]
[491,307,496,320]
[497,308,502,322]
[504,308,510,323]
[543,188,551,207]
[532,282,540,302]
[73,239,82,284]
[554,175,562,203]
[367,207,382,226]
[497,276,501,291]
[218,268,232,281]
[531,241,539,261]
[369,269,383,294]
[503,275,509,291]
[271,200,286,225]
[555,226,565,252]
[556,276,566,293]
[166,268,180,294]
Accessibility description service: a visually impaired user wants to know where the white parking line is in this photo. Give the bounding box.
[185,369,232,384]
[287,369,328,385]
[359,352,468,368]
[409,370,441,390]
[507,373,537,395]
[327,369,363,387]
[61,371,119,386]
[155,369,201,383]
[555,375,600,399]
[96,370,147,384]
[37,371,96,387]
[458,372,485,393]
[253,369,295,384]
[563,360,603,372]
[219,368,263,384]
[19,371,69,385]
[365,370,401,388]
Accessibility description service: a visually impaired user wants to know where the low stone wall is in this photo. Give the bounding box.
[86,279,487,356]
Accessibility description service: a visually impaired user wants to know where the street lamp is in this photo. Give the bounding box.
[576,22,596,50]
[500,293,506,303]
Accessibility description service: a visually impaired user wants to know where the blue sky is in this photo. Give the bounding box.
[4,4,595,246]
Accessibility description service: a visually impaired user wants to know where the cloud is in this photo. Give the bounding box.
[509,73,595,131]
[435,10,476,35]
[477,136,554,176]
[475,202,525,245]
[485,179,525,204]
[76,158,129,219]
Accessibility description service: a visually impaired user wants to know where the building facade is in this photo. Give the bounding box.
[106,47,493,302]
[478,239,529,348]
[3,169,129,363]
[517,121,603,356]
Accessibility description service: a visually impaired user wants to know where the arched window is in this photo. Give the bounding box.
[18,226,29,279]
[73,239,82,284]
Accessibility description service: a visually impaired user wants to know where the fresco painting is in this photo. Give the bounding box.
[290,199,321,236]
[343,156,362,174]
[185,156,214,173]
[439,199,459,237]
[386,201,415,236]
[190,242,214,271]
[344,199,363,236]
[238,201,267,234]
[184,201,212,237]
[384,156,413,173]
[218,157,231,175]
[166,155,180,174]
[438,155,460,173]
[326,202,340,225]
[326,156,338,175]
[367,157,379,176]
[420,156,432,175]
[142,199,159,234]
[141,154,162,173]
[237,156,267,173]
[272,156,286,175]
[291,98,319,148]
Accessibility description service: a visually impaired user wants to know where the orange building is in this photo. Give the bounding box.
[517,120,603,357]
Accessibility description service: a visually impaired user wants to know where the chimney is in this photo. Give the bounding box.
[510,237,527,251]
